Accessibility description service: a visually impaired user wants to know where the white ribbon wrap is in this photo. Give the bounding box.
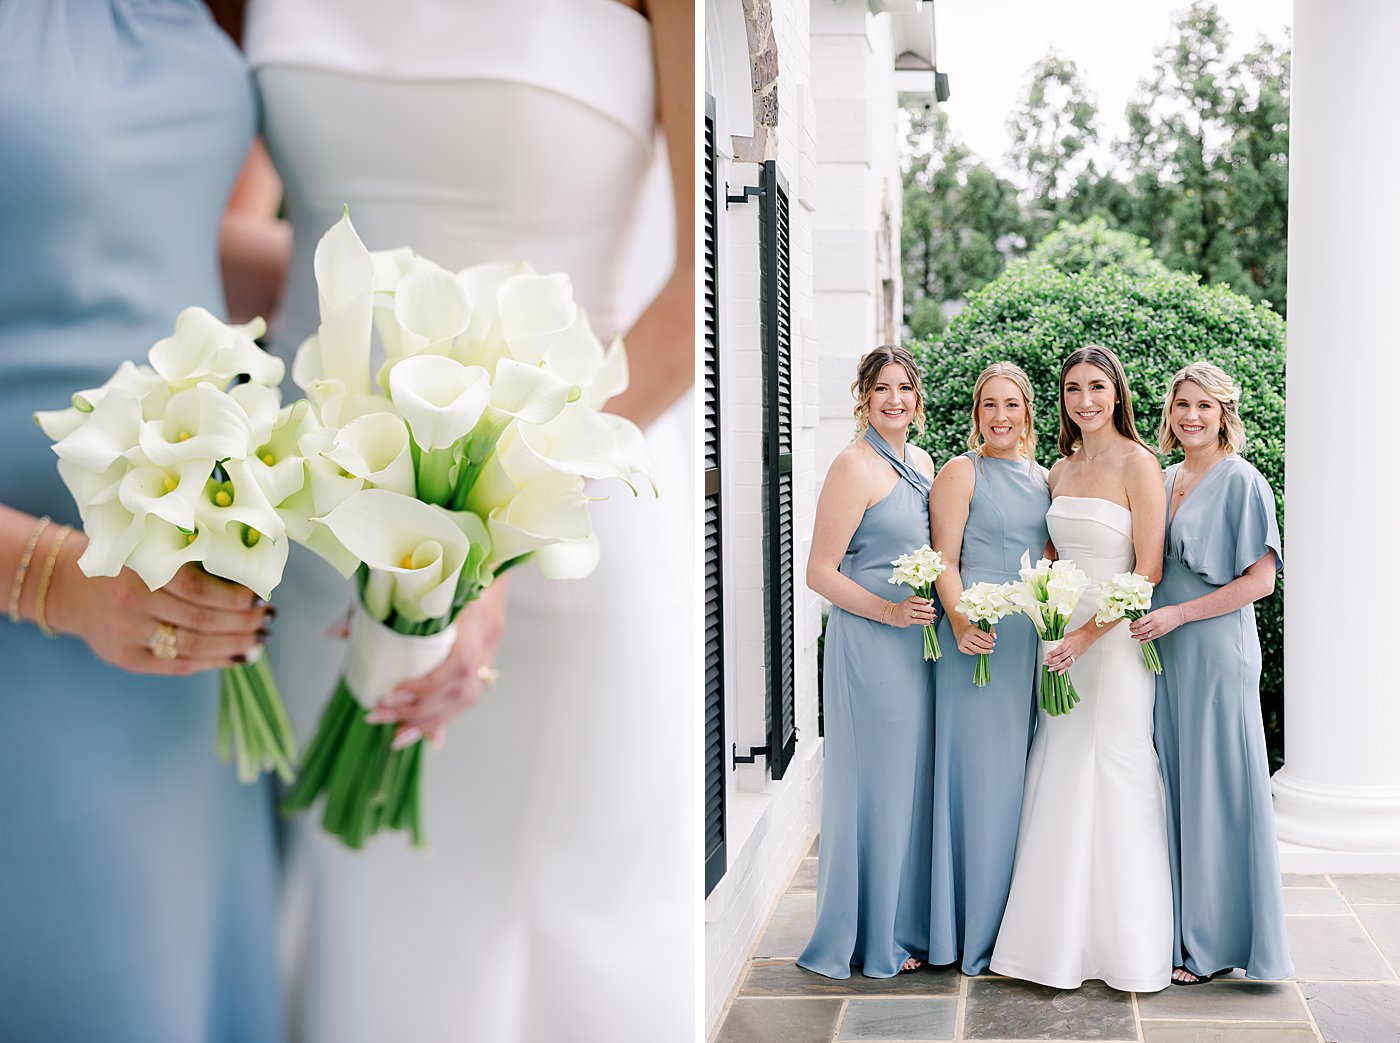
[343,600,458,708]
[1040,637,1063,668]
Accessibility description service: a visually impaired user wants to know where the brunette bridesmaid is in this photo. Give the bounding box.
[799,346,936,978]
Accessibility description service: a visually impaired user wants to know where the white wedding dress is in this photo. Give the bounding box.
[989,497,1172,993]
[244,3,695,1040]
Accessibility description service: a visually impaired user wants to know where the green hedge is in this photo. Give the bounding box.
[911,224,1287,766]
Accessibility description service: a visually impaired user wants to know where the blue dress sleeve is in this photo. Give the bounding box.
[1202,460,1282,584]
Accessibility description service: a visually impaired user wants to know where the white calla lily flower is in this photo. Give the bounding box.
[202,460,287,543]
[75,497,146,578]
[322,411,416,496]
[388,354,490,452]
[56,458,127,516]
[535,534,601,579]
[248,401,315,509]
[539,309,607,388]
[148,306,282,389]
[316,489,480,621]
[229,382,281,450]
[392,259,473,358]
[302,210,375,403]
[122,514,205,590]
[50,386,144,473]
[477,471,593,570]
[581,335,629,409]
[35,360,165,440]
[200,515,290,602]
[139,383,252,468]
[117,461,211,532]
[496,272,577,366]
[489,358,574,425]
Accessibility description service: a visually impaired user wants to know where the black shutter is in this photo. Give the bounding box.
[760,160,797,781]
[703,96,728,896]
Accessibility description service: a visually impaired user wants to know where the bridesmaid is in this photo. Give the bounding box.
[0,4,282,1040]
[927,362,1049,974]
[799,345,937,978]
[1130,361,1291,984]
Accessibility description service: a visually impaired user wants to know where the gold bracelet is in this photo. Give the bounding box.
[8,515,50,624]
[882,600,895,626]
[34,525,71,638]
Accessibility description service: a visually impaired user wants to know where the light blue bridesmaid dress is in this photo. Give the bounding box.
[928,452,1049,974]
[798,428,935,978]
[0,4,285,1039]
[1153,454,1291,980]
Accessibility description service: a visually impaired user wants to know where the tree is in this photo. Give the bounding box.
[1006,53,1103,240]
[1118,1,1289,314]
[902,110,1024,334]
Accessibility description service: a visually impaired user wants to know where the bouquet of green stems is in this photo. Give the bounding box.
[955,581,1020,687]
[889,545,945,660]
[1095,572,1163,674]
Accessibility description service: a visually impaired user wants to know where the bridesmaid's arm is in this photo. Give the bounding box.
[1129,551,1276,642]
[599,0,695,430]
[808,454,932,629]
[220,140,292,326]
[930,458,992,655]
[1123,449,1166,585]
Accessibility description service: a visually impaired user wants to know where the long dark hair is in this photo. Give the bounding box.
[1056,345,1147,456]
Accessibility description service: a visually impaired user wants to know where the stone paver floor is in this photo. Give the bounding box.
[712,837,1400,1043]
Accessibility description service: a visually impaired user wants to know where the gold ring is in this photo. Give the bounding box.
[149,621,179,661]
[476,665,499,687]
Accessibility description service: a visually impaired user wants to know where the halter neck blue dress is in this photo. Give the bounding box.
[0,4,284,1039]
[799,428,936,978]
[928,452,1049,974]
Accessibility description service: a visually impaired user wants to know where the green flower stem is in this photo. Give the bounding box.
[1125,610,1164,674]
[416,446,457,507]
[972,620,994,687]
[215,657,296,783]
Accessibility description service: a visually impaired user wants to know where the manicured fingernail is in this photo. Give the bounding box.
[391,727,422,751]
[244,645,264,664]
[253,595,268,607]
[232,654,248,664]
[365,707,399,724]
[429,728,445,749]
[256,627,272,642]
[263,605,278,620]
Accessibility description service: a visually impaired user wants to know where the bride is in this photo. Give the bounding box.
[989,345,1172,993]
[237,1,695,1039]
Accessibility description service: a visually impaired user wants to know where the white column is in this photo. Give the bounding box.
[1271,0,1400,871]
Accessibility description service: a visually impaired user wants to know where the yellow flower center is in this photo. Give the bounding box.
[176,431,192,442]
[214,490,233,508]
[185,531,198,545]
[242,527,262,548]
[399,554,415,570]
[163,476,178,493]
[261,452,276,466]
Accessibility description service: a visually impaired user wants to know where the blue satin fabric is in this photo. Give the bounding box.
[799,429,935,978]
[1153,454,1291,979]
[0,4,285,1039]
[927,452,1048,973]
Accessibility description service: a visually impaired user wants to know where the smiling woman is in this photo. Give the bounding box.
[798,345,938,979]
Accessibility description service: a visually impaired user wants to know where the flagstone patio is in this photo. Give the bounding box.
[711,837,1400,1043]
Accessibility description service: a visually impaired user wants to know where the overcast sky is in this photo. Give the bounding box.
[932,0,1291,176]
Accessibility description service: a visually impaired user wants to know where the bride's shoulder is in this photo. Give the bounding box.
[1122,441,1163,474]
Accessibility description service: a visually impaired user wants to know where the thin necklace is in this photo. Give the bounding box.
[1175,452,1224,498]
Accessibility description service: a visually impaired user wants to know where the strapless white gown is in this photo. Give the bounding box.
[989,497,1172,993]
[245,4,695,1040]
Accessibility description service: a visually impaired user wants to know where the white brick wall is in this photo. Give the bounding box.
[705,1,913,1035]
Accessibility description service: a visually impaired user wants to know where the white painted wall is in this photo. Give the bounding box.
[704,1,924,1034]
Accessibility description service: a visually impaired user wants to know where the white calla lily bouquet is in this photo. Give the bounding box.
[955,581,1020,687]
[889,545,945,660]
[35,308,303,783]
[1095,572,1162,674]
[278,211,651,849]
[1010,551,1090,716]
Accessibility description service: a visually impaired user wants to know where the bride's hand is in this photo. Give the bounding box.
[367,579,510,748]
[953,619,995,656]
[891,595,936,629]
[1129,605,1185,643]
[1043,627,1095,674]
[46,532,269,675]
